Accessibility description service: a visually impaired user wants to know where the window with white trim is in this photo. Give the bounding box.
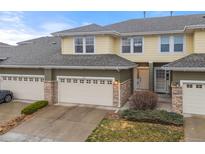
[160,36,170,52]
[75,37,83,53]
[74,36,94,53]
[174,35,183,52]
[121,37,143,53]
[133,37,143,53]
[122,37,131,53]
[160,35,184,53]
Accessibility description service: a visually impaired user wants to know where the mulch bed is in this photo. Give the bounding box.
[0,115,32,135]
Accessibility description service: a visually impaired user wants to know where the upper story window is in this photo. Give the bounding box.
[174,35,184,52]
[160,36,170,52]
[121,37,143,53]
[133,37,143,53]
[160,35,184,53]
[122,37,131,53]
[75,37,83,53]
[85,36,94,53]
[74,36,94,53]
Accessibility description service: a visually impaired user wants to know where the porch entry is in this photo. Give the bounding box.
[154,67,170,93]
[134,67,149,90]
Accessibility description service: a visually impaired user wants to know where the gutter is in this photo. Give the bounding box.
[162,66,205,72]
[52,31,121,37]
[0,64,138,70]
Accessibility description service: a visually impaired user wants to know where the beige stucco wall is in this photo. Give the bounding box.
[61,35,116,54]
[193,30,205,53]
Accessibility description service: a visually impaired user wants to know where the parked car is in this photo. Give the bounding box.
[0,90,13,103]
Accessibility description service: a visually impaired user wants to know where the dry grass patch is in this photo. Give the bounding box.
[86,119,184,142]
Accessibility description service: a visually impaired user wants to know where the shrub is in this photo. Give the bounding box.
[129,91,158,110]
[120,109,184,126]
[21,100,48,115]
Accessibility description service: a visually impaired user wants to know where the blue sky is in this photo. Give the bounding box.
[0,11,205,44]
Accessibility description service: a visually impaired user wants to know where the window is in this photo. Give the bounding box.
[174,35,183,52]
[160,36,170,52]
[74,36,94,53]
[187,84,193,88]
[85,36,94,53]
[122,37,131,53]
[121,37,143,53]
[196,84,203,88]
[75,37,83,53]
[133,37,143,53]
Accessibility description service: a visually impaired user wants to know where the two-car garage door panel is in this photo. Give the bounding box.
[58,77,114,106]
[0,75,44,101]
[183,83,205,115]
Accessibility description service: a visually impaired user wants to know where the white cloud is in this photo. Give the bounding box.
[41,22,74,33]
[0,12,77,45]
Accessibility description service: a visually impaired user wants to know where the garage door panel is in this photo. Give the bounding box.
[182,82,205,115]
[58,77,114,106]
[0,75,44,101]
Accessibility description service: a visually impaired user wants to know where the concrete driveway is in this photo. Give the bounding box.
[0,105,108,142]
[0,102,27,125]
[185,115,205,141]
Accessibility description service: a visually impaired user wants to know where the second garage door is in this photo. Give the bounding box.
[0,74,45,101]
[57,76,114,106]
[182,81,205,115]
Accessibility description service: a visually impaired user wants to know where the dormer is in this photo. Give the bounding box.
[52,24,120,55]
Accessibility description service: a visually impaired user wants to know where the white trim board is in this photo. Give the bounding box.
[57,76,115,81]
[180,80,205,87]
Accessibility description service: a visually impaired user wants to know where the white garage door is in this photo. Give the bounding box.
[57,76,114,106]
[182,80,205,115]
[0,74,45,101]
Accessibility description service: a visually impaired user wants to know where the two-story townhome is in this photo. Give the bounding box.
[1,14,205,114]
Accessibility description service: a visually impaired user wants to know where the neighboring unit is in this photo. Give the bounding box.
[1,14,205,113]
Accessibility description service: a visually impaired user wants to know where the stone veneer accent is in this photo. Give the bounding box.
[113,79,132,107]
[120,80,132,106]
[171,83,183,114]
[44,81,58,105]
[113,83,119,106]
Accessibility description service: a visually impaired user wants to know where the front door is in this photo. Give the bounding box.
[135,68,149,90]
[154,68,170,93]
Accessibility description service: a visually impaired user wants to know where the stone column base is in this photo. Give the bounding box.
[171,83,183,114]
[44,81,58,105]
[113,79,132,107]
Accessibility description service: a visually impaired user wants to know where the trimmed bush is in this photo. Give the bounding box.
[120,109,184,126]
[129,91,158,110]
[21,100,48,115]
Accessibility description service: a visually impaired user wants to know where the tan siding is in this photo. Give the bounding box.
[95,35,115,53]
[115,34,193,63]
[193,31,205,53]
[61,37,73,54]
[61,33,194,63]
[61,35,116,54]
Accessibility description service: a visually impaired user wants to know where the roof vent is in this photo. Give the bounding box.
[202,15,205,18]
[51,42,57,44]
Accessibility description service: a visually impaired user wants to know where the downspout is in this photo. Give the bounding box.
[116,67,121,108]
[118,81,121,108]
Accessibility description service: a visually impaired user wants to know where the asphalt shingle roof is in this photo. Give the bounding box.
[163,54,205,70]
[52,24,116,36]
[53,14,205,36]
[0,42,12,47]
[0,37,136,70]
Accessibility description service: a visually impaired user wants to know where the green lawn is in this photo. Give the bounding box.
[86,119,184,142]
